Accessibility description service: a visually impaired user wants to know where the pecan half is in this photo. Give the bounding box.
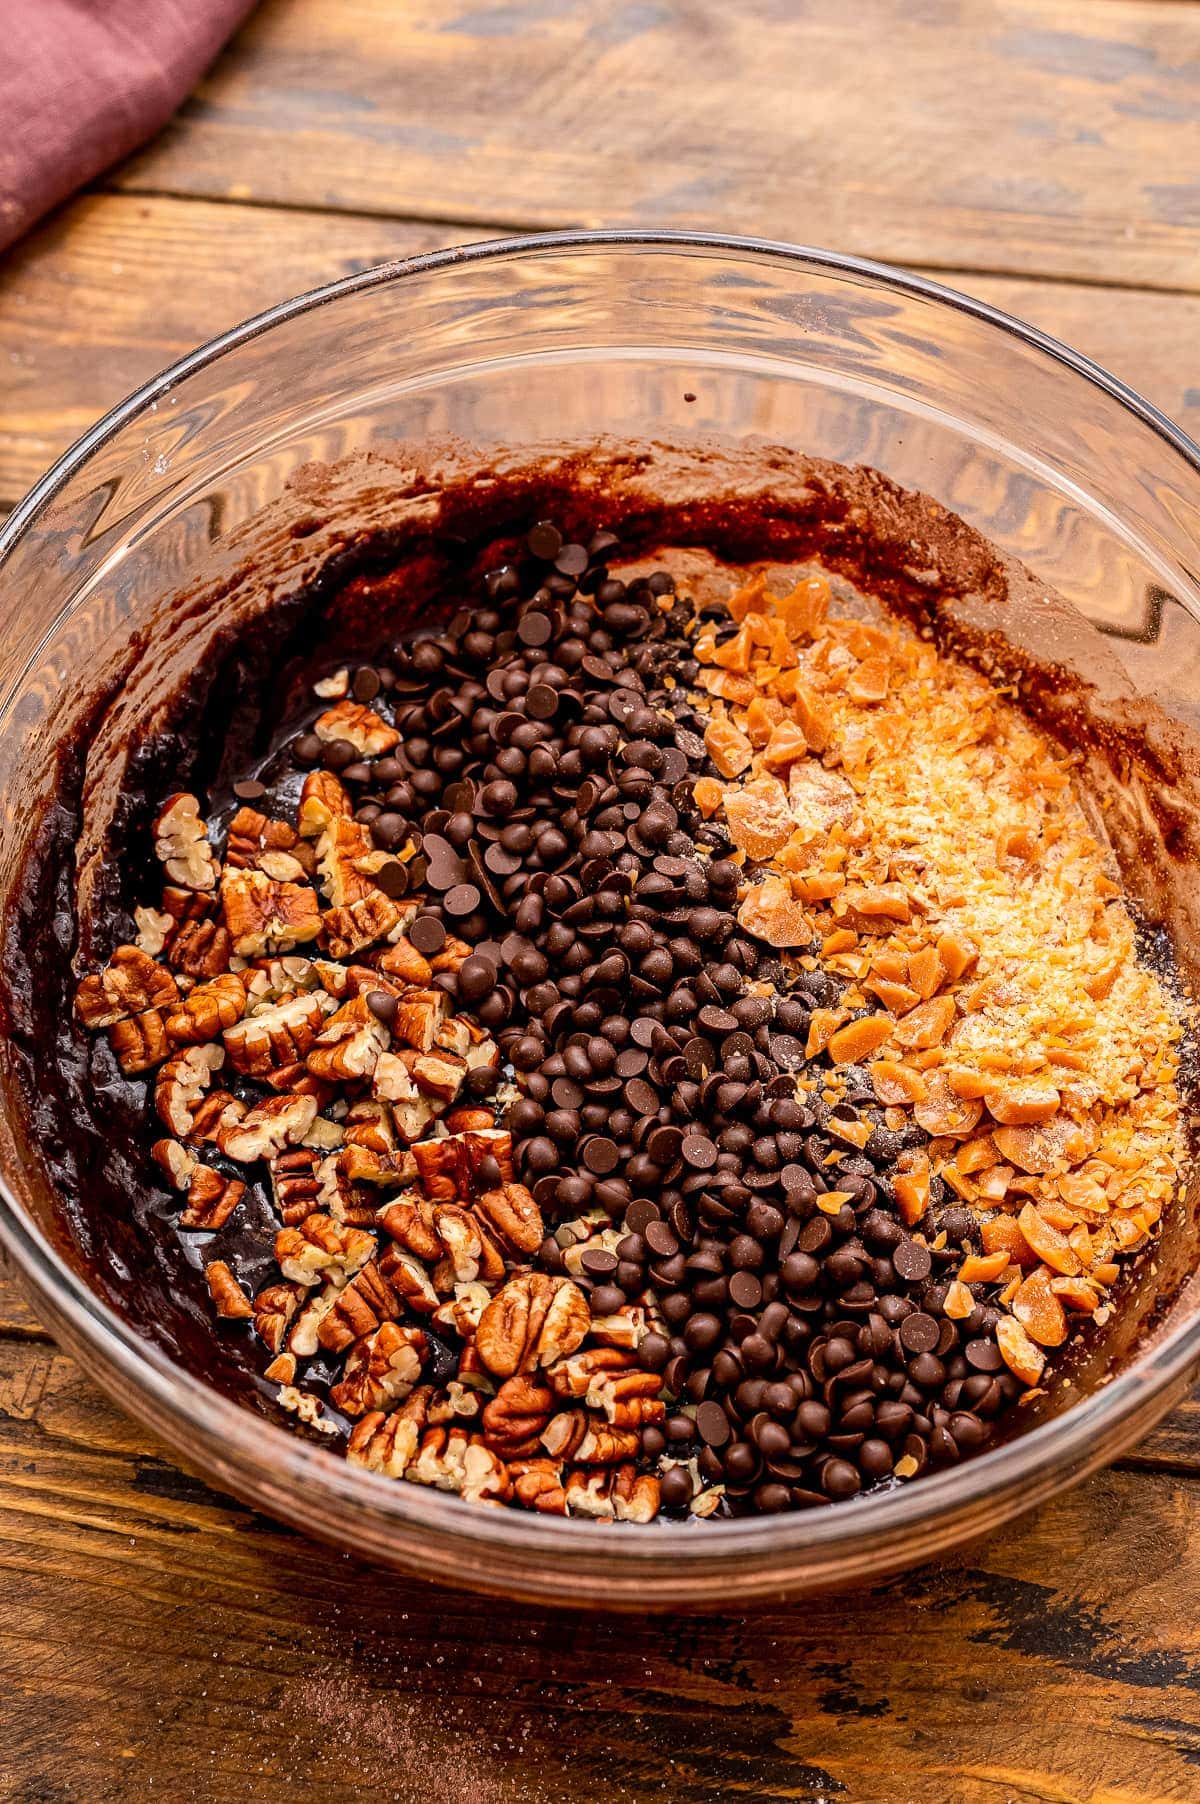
[218,1094,318,1163]
[205,1259,252,1319]
[273,1212,375,1287]
[155,1043,226,1136]
[313,699,400,758]
[475,1275,590,1379]
[155,794,218,891]
[224,989,336,1076]
[474,1183,543,1257]
[166,917,233,979]
[108,1008,171,1074]
[331,1322,427,1416]
[316,1261,403,1355]
[76,945,179,1029]
[564,1464,660,1522]
[221,870,322,957]
[539,1411,640,1464]
[297,769,352,839]
[164,971,247,1045]
[321,892,405,960]
[346,1408,422,1478]
[481,1376,555,1459]
[180,1165,246,1231]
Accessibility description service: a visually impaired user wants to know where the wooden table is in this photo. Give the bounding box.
[3,3,1200,1797]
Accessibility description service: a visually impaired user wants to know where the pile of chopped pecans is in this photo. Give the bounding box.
[75,731,669,1520]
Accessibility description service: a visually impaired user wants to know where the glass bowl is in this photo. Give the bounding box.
[2,231,1199,1611]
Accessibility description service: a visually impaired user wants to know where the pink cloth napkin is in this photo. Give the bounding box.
[0,0,256,252]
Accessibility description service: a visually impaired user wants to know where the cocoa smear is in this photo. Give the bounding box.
[2,438,1198,1435]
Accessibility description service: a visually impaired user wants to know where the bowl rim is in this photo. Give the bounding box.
[3,226,1200,1582]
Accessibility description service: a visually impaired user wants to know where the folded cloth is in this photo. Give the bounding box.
[0,0,256,253]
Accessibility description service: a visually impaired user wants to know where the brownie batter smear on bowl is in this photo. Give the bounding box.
[71,514,1188,1522]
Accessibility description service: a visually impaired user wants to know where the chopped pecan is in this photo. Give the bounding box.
[545,1346,638,1399]
[252,1280,303,1353]
[263,1352,296,1385]
[269,1146,323,1223]
[306,993,389,1082]
[321,892,405,959]
[314,1151,378,1228]
[346,1408,422,1478]
[588,1305,649,1351]
[540,1411,640,1464]
[134,906,175,958]
[297,769,353,839]
[108,1009,171,1074]
[151,1137,196,1192]
[155,1043,226,1136]
[164,971,247,1045]
[342,1100,398,1154]
[564,1464,660,1522]
[473,1183,543,1257]
[205,1259,252,1320]
[316,1261,403,1355]
[431,1203,505,1287]
[481,1376,555,1458]
[224,988,335,1076]
[476,1275,590,1379]
[274,1212,375,1287]
[313,699,400,757]
[166,917,233,979]
[331,1322,427,1416]
[155,793,218,891]
[221,870,322,958]
[382,988,447,1055]
[510,1457,567,1515]
[398,1046,466,1104]
[462,1127,515,1191]
[317,816,379,907]
[219,1093,318,1163]
[189,1089,246,1143]
[410,1136,465,1203]
[376,1245,442,1315]
[75,945,179,1029]
[180,1165,246,1231]
[375,936,433,985]
[288,1283,345,1357]
[377,1193,444,1262]
[226,806,303,872]
[428,934,473,975]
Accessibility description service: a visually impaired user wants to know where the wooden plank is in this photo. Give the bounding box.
[4,191,1200,512]
[109,0,1200,290]
[0,194,483,509]
[0,1331,1198,1802]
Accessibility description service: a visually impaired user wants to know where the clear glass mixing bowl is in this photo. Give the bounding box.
[1,232,1199,1609]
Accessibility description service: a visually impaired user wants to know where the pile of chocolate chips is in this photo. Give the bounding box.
[290,522,1018,1513]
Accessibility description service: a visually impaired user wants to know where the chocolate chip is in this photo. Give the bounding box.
[527,521,563,560]
[353,666,382,702]
[232,777,267,801]
[582,1136,619,1175]
[893,1239,933,1282]
[681,1134,717,1170]
[899,1312,940,1354]
[517,612,552,647]
[696,1400,731,1447]
[409,913,446,956]
[443,882,482,917]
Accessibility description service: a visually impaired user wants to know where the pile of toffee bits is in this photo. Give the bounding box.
[288,520,1018,1514]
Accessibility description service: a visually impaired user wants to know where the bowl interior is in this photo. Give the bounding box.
[2,234,1200,1604]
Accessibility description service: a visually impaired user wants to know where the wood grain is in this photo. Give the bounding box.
[110,0,1200,290]
[0,1327,1198,1803]
[4,191,1200,510]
